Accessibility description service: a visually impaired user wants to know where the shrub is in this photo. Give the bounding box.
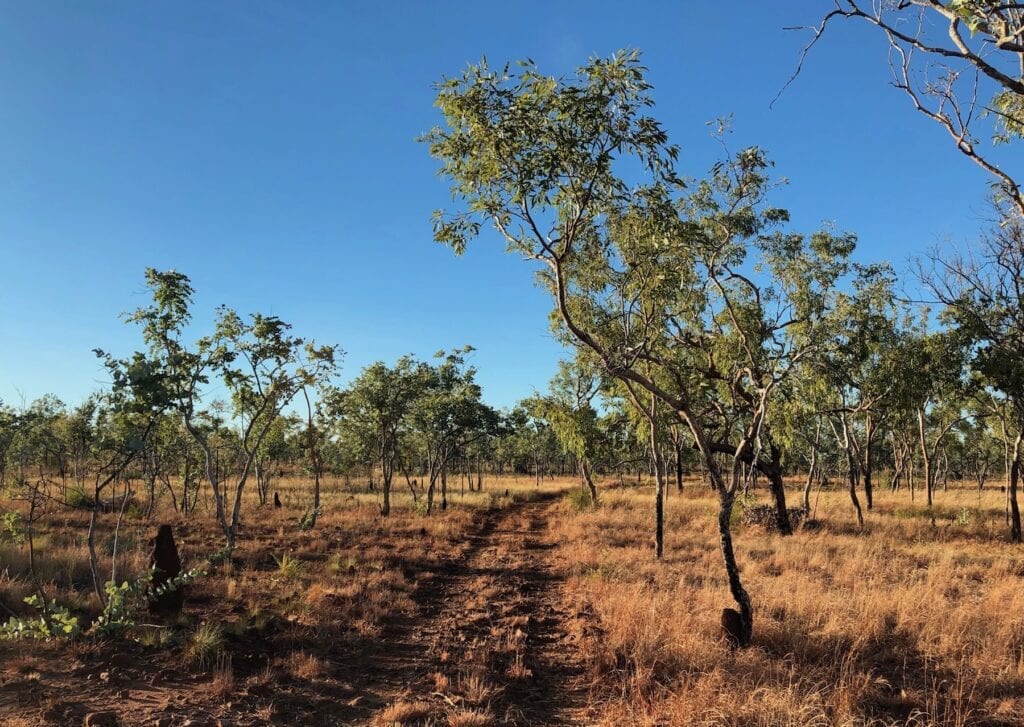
[567,488,595,512]
[274,552,304,579]
[0,595,80,640]
[0,510,24,545]
[65,487,95,510]
[184,623,224,668]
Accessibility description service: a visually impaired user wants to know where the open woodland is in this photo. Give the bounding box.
[5,2,1024,726]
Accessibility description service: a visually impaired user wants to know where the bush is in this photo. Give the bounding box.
[567,488,595,512]
[0,594,80,640]
[274,552,304,579]
[65,487,95,510]
[0,510,24,545]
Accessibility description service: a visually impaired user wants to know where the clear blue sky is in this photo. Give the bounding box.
[0,2,1010,410]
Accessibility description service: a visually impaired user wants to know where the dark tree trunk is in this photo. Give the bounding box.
[675,443,684,493]
[766,445,792,536]
[1010,435,1022,543]
[717,490,752,647]
[847,452,864,529]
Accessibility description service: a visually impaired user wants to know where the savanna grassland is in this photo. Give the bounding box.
[8,5,1024,725]
[1,474,1021,726]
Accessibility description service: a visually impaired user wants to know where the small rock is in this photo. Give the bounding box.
[84,712,119,727]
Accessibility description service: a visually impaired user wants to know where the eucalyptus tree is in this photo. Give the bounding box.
[538,356,605,504]
[253,413,298,507]
[424,51,853,645]
[605,373,676,556]
[410,347,499,514]
[949,414,1002,490]
[61,399,100,495]
[0,402,15,485]
[921,219,1024,540]
[504,400,561,484]
[898,327,969,510]
[84,349,175,606]
[328,356,425,516]
[120,268,338,549]
[812,264,903,524]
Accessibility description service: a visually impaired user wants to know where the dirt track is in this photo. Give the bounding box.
[350,491,591,725]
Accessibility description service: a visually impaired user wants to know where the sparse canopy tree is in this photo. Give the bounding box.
[537,356,605,505]
[121,268,338,549]
[814,264,903,525]
[410,347,498,514]
[328,356,425,516]
[922,219,1024,540]
[425,51,854,645]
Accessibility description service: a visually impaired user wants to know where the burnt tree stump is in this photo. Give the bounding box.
[148,524,183,618]
[273,492,282,508]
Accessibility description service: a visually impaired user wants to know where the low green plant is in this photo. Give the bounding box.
[134,624,173,648]
[274,552,304,579]
[1,566,204,641]
[207,546,234,566]
[93,566,205,635]
[184,622,224,668]
[567,488,594,512]
[298,507,321,531]
[0,594,81,640]
[0,510,24,545]
[65,487,95,509]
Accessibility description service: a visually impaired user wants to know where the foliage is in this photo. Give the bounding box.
[274,552,304,579]
[0,510,24,544]
[0,595,81,640]
[297,507,321,531]
[567,488,595,513]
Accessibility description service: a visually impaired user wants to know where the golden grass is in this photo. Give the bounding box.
[372,699,435,726]
[2,472,1020,725]
[553,481,1024,726]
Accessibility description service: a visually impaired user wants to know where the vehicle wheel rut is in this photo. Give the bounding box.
[351,491,591,726]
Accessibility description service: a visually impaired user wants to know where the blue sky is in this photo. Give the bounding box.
[0,2,1011,410]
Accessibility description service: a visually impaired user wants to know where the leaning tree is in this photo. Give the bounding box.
[424,51,854,646]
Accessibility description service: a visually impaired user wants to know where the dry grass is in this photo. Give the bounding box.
[448,707,495,726]
[2,472,1020,725]
[553,480,1024,726]
[372,699,435,726]
[284,649,327,681]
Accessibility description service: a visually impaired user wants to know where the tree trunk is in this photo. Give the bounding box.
[862,416,875,510]
[381,475,392,516]
[675,445,684,493]
[918,409,934,509]
[717,489,752,647]
[581,458,599,505]
[1010,434,1022,543]
[766,445,792,536]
